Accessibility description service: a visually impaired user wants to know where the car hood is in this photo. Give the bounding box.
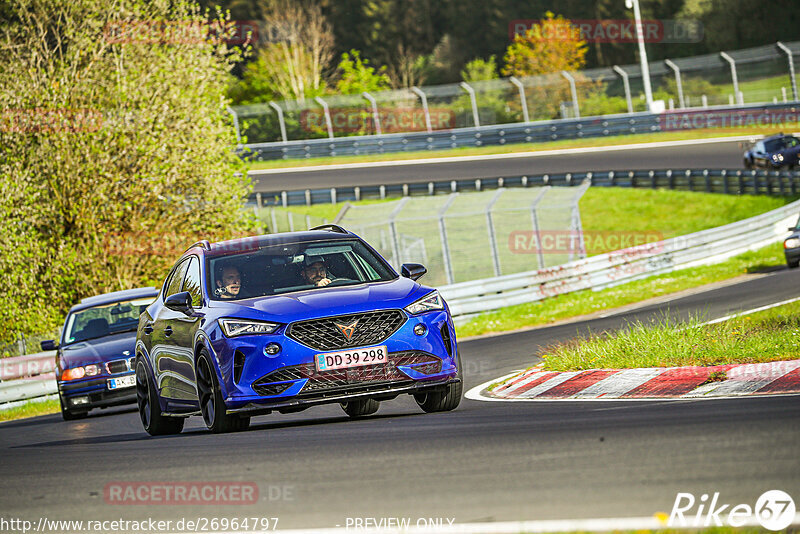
[207,277,434,323]
[60,332,136,365]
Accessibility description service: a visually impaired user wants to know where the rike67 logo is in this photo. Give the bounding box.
[668,490,796,530]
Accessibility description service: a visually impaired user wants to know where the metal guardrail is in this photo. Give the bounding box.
[0,351,57,406]
[253,168,800,208]
[439,197,800,318]
[241,101,800,161]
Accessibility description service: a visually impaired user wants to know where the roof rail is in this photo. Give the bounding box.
[186,239,211,251]
[310,224,348,234]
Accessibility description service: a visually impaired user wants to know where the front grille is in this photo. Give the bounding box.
[106,359,130,374]
[287,310,406,351]
[252,351,440,397]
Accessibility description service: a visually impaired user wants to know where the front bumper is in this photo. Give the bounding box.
[209,309,460,411]
[59,373,137,410]
[227,376,460,416]
[785,245,800,264]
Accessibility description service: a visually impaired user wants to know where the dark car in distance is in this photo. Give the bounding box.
[743,133,800,170]
[135,225,462,435]
[42,287,159,420]
[785,215,800,269]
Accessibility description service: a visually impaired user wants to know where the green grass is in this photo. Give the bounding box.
[456,243,787,338]
[245,127,785,170]
[0,397,59,422]
[537,299,800,372]
[579,188,791,253]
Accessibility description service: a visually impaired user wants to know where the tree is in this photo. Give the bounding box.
[230,0,335,103]
[501,11,588,77]
[0,0,252,343]
[461,56,498,82]
[334,50,391,95]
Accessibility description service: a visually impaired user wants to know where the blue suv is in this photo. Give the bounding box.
[135,225,462,435]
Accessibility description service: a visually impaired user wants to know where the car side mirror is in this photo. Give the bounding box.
[401,263,427,281]
[164,291,193,315]
[790,227,798,232]
[40,339,57,351]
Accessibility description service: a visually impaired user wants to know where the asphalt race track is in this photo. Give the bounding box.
[250,138,746,192]
[2,267,799,530]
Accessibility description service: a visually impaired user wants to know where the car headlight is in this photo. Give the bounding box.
[785,237,800,249]
[405,290,445,315]
[60,364,102,381]
[219,318,280,337]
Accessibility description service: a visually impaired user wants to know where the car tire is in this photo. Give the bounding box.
[340,398,380,417]
[788,259,800,269]
[743,158,752,170]
[414,355,463,413]
[59,394,88,421]
[196,350,249,433]
[136,358,184,436]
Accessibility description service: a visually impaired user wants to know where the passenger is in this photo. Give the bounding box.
[216,265,242,299]
[300,258,334,287]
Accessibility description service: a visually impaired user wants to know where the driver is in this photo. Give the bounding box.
[300,257,334,287]
[215,265,242,299]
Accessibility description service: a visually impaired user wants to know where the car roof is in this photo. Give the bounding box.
[70,287,159,312]
[187,228,359,257]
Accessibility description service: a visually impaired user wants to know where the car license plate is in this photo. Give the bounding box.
[107,375,136,389]
[316,345,388,372]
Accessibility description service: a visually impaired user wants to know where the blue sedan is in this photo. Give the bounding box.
[135,225,462,435]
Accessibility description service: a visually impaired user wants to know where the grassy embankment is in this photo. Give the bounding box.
[537,299,800,372]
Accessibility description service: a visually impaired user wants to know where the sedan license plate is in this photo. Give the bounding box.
[107,375,136,389]
[316,345,388,372]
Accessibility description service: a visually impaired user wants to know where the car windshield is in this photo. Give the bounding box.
[62,298,154,345]
[206,239,397,300]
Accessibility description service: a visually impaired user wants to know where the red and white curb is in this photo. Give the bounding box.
[466,360,800,402]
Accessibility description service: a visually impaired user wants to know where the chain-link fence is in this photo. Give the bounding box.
[332,185,589,287]
[232,41,800,144]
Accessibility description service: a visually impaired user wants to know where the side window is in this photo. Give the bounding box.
[165,258,190,298]
[755,141,765,153]
[182,257,202,307]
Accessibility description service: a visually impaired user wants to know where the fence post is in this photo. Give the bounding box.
[485,189,505,276]
[226,106,242,145]
[530,187,550,269]
[459,82,481,128]
[438,194,458,284]
[612,66,633,114]
[362,91,382,135]
[561,71,580,118]
[268,101,288,143]
[388,197,410,268]
[270,208,278,233]
[572,180,591,260]
[664,59,685,109]
[410,86,432,133]
[314,96,335,139]
[720,52,743,105]
[776,42,798,102]
[509,77,530,123]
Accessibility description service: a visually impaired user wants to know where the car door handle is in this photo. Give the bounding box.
[143,323,154,335]
[164,326,173,337]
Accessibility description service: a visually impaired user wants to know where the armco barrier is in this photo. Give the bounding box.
[0,351,56,407]
[439,197,800,317]
[241,101,799,161]
[252,168,800,207]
